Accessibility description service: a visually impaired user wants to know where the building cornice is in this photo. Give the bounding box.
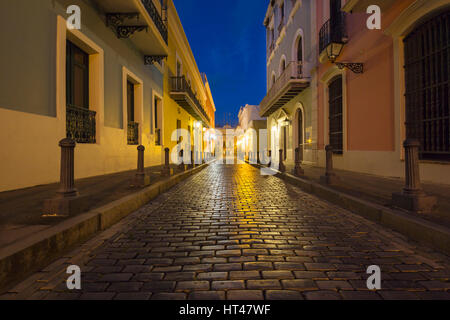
[168,0,207,102]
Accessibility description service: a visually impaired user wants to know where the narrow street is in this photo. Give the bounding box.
[2,163,449,300]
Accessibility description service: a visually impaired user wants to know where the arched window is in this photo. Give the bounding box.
[279,57,286,76]
[404,9,449,161]
[297,108,303,146]
[297,36,303,63]
[328,76,343,155]
[271,73,276,87]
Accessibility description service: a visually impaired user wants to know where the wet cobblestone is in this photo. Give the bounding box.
[2,163,450,300]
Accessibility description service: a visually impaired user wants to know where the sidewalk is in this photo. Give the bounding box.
[0,164,179,249]
[283,163,450,229]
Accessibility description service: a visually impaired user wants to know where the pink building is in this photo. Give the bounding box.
[316,0,449,184]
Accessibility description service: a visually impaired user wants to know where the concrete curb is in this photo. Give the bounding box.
[0,163,209,291]
[251,163,450,256]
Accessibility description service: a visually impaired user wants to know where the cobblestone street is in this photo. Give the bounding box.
[2,163,450,300]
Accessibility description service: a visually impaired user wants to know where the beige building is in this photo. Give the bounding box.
[261,0,317,168]
[237,105,267,160]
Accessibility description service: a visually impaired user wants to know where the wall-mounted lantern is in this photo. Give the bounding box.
[281,118,291,126]
[325,39,364,74]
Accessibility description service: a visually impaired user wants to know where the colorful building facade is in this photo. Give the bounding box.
[0,0,215,192]
[261,0,318,167]
[162,1,215,162]
[262,0,449,184]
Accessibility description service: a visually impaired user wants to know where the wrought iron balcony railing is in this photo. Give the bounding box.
[319,12,347,54]
[128,121,140,145]
[155,128,162,146]
[66,105,96,144]
[170,76,211,124]
[141,0,168,44]
[260,61,306,115]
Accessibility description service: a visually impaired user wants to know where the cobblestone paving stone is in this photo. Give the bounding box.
[1,163,450,300]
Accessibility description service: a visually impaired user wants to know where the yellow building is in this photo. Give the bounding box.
[161,1,215,162]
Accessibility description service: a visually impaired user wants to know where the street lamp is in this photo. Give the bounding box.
[281,118,291,126]
[326,41,344,64]
[325,39,363,74]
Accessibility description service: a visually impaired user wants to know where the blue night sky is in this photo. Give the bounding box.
[173,0,268,127]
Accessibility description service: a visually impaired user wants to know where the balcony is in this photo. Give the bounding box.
[170,76,211,126]
[141,0,168,43]
[319,12,348,55]
[66,105,96,144]
[128,122,140,145]
[260,62,309,118]
[94,0,168,56]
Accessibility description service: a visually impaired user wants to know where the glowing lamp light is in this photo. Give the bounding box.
[281,118,291,126]
[326,41,344,63]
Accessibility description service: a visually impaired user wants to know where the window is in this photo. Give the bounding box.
[66,40,96,144]
[177,119,181,143]
[127,81,138,145]
[66,40,89,109]
[329,0,343,36]
[127,81,135,122]
[328,76,343,154]
[188,125,192,146]
[154,97,158,130]
[280,58,286,76]
[330,0,341,21]
[404,9,450,161]
[297,36,303,62]
[279,2,285,32]
[154,95,162,146]
[176,60,182,77]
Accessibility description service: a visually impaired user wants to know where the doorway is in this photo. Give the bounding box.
[296,109,304,161]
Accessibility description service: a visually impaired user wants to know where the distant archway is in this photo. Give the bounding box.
[294,104,305,161]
